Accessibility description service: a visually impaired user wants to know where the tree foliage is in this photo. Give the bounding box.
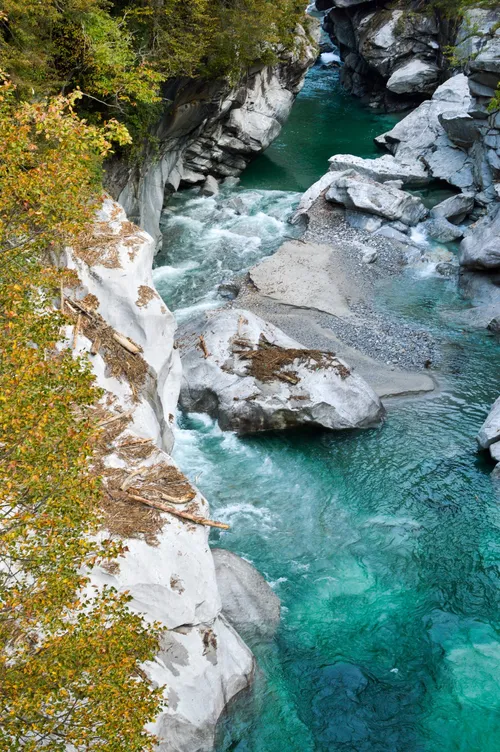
[0,0,307,136]
[0,80,164,751]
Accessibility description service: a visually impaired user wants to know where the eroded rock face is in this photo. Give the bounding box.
[65,199,255,752]
[178,307,384,433]
[323,4,442,107]
[212,549,281,641]
[107,23,319,244]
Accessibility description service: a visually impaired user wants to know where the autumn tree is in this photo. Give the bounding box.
[0,80,164,751]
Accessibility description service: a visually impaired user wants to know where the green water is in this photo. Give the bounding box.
[240,63,400,192]
[159,59,500,752]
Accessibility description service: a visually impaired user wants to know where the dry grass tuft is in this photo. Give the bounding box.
[232,334,351,384]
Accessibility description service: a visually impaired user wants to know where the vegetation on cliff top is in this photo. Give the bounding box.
[0,0,307,138]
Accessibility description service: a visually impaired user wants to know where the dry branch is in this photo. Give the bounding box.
[126,493,230,530]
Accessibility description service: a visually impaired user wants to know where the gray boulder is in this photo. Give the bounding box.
[178,307,383,434]
[212,549,280,640]
[477,396,500,449]
[200,175,219,197]
[460,206,500,269]
[421,218,465,243]
[438,111,480,149]
[430,193,475,223]
[326,170,428,225]
[328,154,428,186]
[345,210,383,233]
[387,59,440,95]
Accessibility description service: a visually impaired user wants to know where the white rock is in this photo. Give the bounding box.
[178,307,384,433]
[326,169,428,225]
[212,548,281,640]
[328,153,428,186]
[460,205,500,269]
[477,396,500,449]
[387,59,440,95]
[200,175,219,197]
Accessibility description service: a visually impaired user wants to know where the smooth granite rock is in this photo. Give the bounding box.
[212,549,281,640]
[178,307,384,434]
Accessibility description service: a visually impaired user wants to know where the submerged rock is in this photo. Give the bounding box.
[178,308,383,434]
[212,549,281,640]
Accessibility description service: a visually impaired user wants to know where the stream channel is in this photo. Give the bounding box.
[152,44,500,752]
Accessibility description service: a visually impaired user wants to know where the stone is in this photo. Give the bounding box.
[477,396,500,449]
[460,206,500,270]
[178,307,384,434]
[438,111,480,148]
[487,317,500,332]
[362,249,378,264]
[212,548,281,640]
[326,169,428,225]
[345,210,383,233]
[377,75,475,192]
[328,153,428,186]
[430,193,475,223]
[421,217,465,243]
[200,175,219,197]
[386,59,440,95]
[490,442,500,463]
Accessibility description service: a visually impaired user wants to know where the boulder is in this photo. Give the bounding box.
[326,169,428,225]
[460,206,500,269]
[438,111,480,148]
[212,549,281,640]
[178,308,383,434]
[421,217,465,243]
[430,193,475,223]
[200,175,219,197]
[477,396,500,449]
[387,59,440,95]
[345,210,383,233]
[328,153,428,186]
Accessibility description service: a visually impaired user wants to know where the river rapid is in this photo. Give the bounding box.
[153,53,500,752]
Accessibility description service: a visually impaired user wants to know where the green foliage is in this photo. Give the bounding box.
[0,0,306,138]
[0,80,164,751]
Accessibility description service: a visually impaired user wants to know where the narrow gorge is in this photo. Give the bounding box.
[2,1,500,750]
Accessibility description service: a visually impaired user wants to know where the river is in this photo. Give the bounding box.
[153,50,500,752]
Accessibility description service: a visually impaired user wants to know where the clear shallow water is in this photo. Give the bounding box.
[157,56,500,752]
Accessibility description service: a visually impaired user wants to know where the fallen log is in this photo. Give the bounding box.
[198,335,210,359]
[72,314,81,349]
[160,491,196,505]
[126,493,230,530]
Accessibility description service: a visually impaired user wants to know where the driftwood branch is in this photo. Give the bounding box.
[68,297,142,354]
[126,493,230,530]
[198,335,210,359]
[72,314,81,349]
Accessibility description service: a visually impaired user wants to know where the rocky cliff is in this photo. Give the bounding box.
[106,23,319,245]
[62,199,255,752]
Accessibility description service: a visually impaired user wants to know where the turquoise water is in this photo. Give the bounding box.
[157,58,500,752]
